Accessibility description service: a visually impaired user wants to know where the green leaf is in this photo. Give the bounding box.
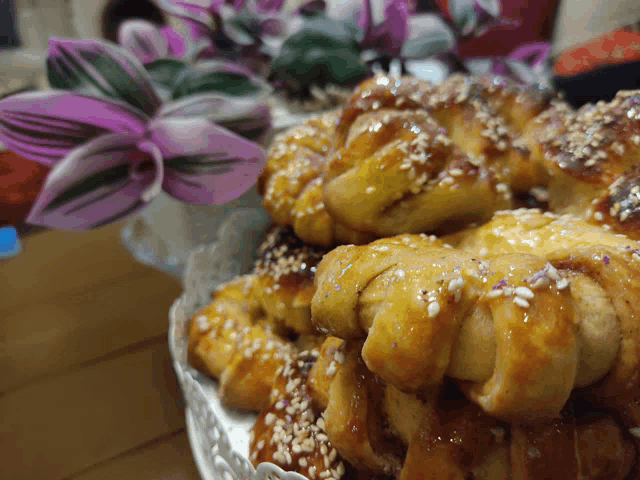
[145,59,188,88]
[449,0,476,35]
[170,60,268,99]
[271,15,366,92]
[171,71,263,99]
[46,37,161,116]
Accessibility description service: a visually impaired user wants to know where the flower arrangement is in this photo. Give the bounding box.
[0,0,553,234]
[0,37,270,231]
[116,0,552,99]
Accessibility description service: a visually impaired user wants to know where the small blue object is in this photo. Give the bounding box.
[0,226,22,259]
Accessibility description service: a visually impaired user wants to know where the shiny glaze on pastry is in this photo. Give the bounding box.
[188,226,327,410]
[311,210,640,420]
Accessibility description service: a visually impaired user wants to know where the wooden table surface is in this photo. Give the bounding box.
[1,223,202,480]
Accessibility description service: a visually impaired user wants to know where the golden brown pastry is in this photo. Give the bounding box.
[260,74,534,247]
[188,226,327,410]
[249,348,393,480]
[261,72,640,246]
[273,338,638,479]
[311,210,640,421]
[525,91,640,239]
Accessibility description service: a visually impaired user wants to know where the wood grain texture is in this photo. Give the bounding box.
[0,222,183,393]
[0,268,182,394]
[0,223,160,314]
[0,222,203,480]
[0,341,184,480]
[70,430,201,480]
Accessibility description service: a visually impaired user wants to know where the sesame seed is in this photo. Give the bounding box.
[265,413,276,426]
[594,211,604,221]
[556,278,569,290]
[629,427,640,438]
[195,315,209,332]
[325,361,337,377]
[309,466,317,479]
[514,297,530,308]
[427,301,440,318]
[447,277,465,293]
[514,286,535,299]
[486,289,503,299]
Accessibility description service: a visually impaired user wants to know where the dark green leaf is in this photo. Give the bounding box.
[171,69,264,99]
[145,58,188,88]
[46,38,161,116]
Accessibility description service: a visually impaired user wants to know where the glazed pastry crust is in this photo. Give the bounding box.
[261,73,640,245]
[187,227,327,410]
[311,210,640,421]
[277,339,638,480]
[260,74,533,246]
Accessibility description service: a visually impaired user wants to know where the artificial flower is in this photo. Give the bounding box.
[0,37,268,230]
[117,19,187,64]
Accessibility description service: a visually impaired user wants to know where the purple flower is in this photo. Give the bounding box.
[0,38,268,231]
[117,19,187,64]
[358,0,415,56]
[491,42,551,84]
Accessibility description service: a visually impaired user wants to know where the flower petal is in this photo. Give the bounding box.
[26,134,157,230]
[402,14,456,58]
[381,0,410,54]
[160,26,187,57]
[46,37,162,116]
[144,58,188,100]
[474,0,500,18]
[156,0,215,41]
[117,19,168,64]
[448,0,476,35]
[148,117,265,205]
[159,93,272,142]
[0,91,148,166]
[507,42,551,69]
[255,0,286,14]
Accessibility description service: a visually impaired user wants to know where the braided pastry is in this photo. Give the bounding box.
[311,209,640,420]
[249,347,394,480]
[261,74,534,246]
[188,226,327,410]
[261,73,640,246]
[259,338,638,479]
[525,91,640,239]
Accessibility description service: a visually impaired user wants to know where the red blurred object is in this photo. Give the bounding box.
[0,151,50,226]
[435,0,559,58]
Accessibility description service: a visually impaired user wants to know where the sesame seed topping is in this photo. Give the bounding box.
[194,315,209,332]
[556,278,569,290]
[427,301,441,318]
[514,286,535,299]
[514,296,530,308]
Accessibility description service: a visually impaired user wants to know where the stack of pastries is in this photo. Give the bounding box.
[188,73,640,479]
